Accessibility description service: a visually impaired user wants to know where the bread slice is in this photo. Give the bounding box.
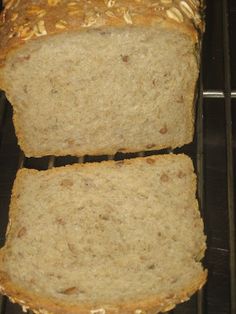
[0,1,203,157]
[0,154,206,314]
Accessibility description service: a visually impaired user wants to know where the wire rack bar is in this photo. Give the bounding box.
[48,156,55,169]
[222,1,236,313]
[203,90,236,98]
[78,156,85,163]
[18,151,25,169]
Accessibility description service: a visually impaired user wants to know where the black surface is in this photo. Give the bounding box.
[0,1,236,314]
[203,99,230,314]
[202,0,225,90]
[229,0,236,89]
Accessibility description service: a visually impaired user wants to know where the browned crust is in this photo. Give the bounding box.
[0,269,207,314]
[0,0,204,68]
[0,154,207,314]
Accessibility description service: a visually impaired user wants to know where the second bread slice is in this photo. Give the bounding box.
[0,154,207,314]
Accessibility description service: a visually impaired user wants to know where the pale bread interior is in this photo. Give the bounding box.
[3,27,198,157]
[1,155,206,307]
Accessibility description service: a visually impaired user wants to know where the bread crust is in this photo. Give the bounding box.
[0,269,207,314]
[0,154,207,314]
[0,1,204,158]
[0,0,204,68]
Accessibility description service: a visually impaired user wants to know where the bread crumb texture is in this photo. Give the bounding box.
[0,0,204,157]
[0,154,207,314]
[2,24,198,156]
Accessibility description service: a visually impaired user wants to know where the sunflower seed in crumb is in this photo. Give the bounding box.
[55,217,66,225]
[67,242,77,255]
[121,55,129,62]
[17,227,27,238]
[146,158,155,164]
[60,178,74,187]
[60,287,79,295]
[159,123,168,134]
[161,173,169,182]
[178,171,186,178]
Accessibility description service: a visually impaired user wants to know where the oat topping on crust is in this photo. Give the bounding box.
[90,309,106,314]
[0,0,203,60]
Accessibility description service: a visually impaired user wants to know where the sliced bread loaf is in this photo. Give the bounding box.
[0,154,206,314]
[0,1,203,157]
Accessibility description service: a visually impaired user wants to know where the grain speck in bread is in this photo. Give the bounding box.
[0,154,207,314]
[0,0,204,157]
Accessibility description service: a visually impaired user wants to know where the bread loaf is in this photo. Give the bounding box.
[0,154,207,314]
[0,0,203,157]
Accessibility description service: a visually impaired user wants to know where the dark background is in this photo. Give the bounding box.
[0,1,236,314]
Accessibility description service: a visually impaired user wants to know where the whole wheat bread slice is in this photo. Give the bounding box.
[0,154,207,314]
[0,0,203,157]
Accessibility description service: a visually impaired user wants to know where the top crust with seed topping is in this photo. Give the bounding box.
[0,0,205,157]
[0,0,204,66]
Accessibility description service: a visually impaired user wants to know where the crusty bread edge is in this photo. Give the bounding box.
[0,0,205,69]
[0,269,207,314]
[0,154,207,314]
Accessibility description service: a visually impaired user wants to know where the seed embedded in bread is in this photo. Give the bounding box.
[0,0,204,157]
[0,154,207,314]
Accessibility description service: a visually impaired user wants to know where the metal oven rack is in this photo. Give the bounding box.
[0,0,236,313]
